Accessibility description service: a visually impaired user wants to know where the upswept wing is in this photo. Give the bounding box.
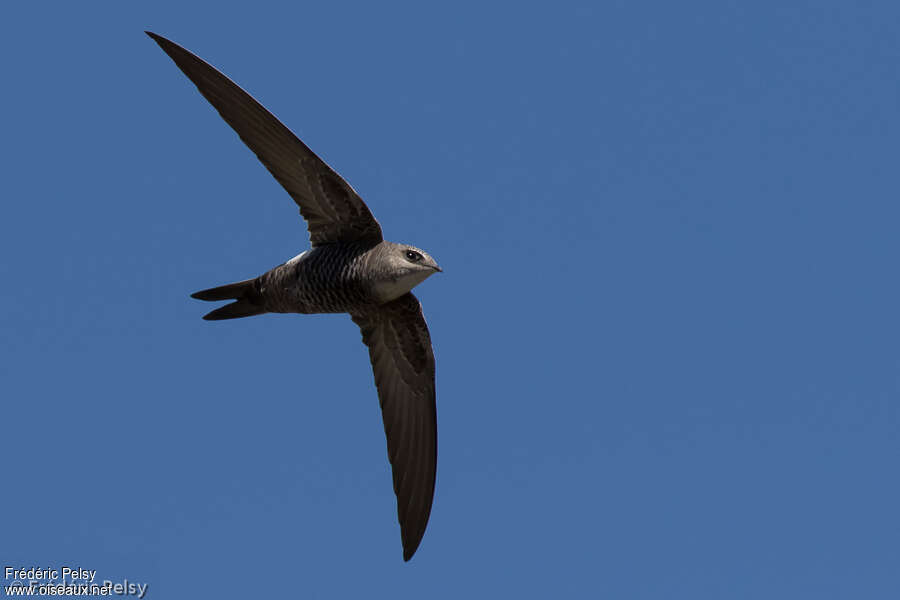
[351,293,437,561]
[147,32,382,246]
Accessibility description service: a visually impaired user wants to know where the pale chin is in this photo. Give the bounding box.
[374,270,434,303]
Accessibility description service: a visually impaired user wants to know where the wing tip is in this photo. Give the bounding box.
[401,524,428,562]
[145,31,175,52]
[145,31,171,52]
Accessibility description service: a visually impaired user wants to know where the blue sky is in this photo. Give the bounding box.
[2,1,899,598]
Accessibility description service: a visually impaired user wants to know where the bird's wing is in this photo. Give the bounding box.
[351,293,437,561]
[146,32,383,247]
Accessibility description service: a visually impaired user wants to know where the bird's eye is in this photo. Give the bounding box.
[405,250,422,262]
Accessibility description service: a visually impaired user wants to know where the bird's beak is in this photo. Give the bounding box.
[432,265,443,273]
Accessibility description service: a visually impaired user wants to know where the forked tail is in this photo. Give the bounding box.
[191,277,266,321]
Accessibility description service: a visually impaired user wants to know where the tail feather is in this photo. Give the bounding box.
[191,277,267,321]
[191,278,257,301]
[202,301,266,321]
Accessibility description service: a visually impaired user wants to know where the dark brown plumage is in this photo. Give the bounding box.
[148,31,440,561]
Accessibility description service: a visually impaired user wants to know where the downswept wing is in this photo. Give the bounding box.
[146,32,383,246]
[351,293,437,561]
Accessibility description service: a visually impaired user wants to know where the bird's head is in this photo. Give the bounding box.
[371,242,442,303]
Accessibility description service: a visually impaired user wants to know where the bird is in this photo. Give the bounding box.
[146,31,440,561]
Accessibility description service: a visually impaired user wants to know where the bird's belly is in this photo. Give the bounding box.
[259,245,379,314]
[289,281,373,314]
[260,260,373,314]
